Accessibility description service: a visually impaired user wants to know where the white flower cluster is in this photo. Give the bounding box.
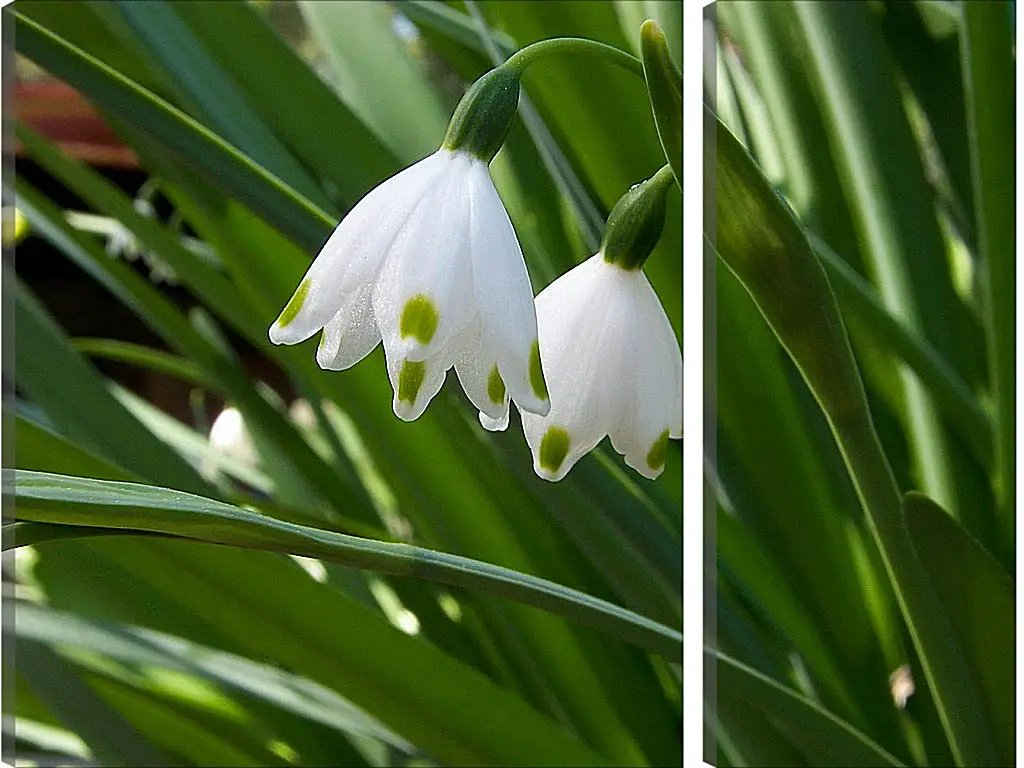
[269,68,680,482]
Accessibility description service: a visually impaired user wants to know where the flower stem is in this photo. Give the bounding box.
[504,37,643,78]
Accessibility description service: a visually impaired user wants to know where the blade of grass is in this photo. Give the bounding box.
[297,0,448,164]
[903,492,1015,765]
[29,534,611,768]
[72,338,207,389]
[14,643,173,766]
[395,0,518,55]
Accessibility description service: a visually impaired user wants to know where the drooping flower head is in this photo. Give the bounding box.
[485,167,681,481]
[269,67,550,424]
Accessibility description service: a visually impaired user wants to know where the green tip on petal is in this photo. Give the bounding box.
[487,364,506,405]
[539,427,570,473]
[276,278,310,328]
[400,294,439,344]
[528,340,548,401]
[646,429,670,471]
[398,360,426,404]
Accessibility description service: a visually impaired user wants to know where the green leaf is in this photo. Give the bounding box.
[169,0,402,206]
[13,412,136,483]
[788,1,964,516]
[807,231,992,468]
[298,0,449,164]
[640,20,680,189]
[115,0,333,213]
[711,105,997,766]
[12,9,334,251]
[713,648,905,767]
[716,505,866,730]
[7,470,681,664]
[903,492,1015,766]
[29,532,615,768]
[12,279,212,496]
[15,643,174,766]
[960,0,1016,550]
[396,0,518,56]
[73,338,207,389]
[12,600,414,756]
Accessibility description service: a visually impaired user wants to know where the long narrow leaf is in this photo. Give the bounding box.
[7,470,681,663]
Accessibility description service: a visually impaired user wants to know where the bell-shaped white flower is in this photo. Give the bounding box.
[487,252,681,481]
[268,67,550,423]
[484,165,681,481]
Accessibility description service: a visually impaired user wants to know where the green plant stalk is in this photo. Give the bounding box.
[504,36,643,78]
[463,3,608,252]
[710,107,996,766]
[960,0,1015,549]
[6,470,681,664]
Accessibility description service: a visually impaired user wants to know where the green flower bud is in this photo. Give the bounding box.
[442,66,521,164]
[601,165,674,270]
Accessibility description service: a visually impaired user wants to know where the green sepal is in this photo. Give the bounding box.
[601,166,673,270]
[442,66,521,164]
[640,20,681,190]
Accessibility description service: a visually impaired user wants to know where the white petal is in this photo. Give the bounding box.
[466,161,549,417]
[372,152,476,366]
[453,319,510,426]
[610,272,682,479]
[479,410,510,432]
[521,256,621,481]
[269,150,451,345]
[315,283,382,371]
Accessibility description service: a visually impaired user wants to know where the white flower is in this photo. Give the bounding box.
[268,148,550,423]
[486,252,681,482]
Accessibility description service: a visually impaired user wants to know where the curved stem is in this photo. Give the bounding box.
[504,37,643,78]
